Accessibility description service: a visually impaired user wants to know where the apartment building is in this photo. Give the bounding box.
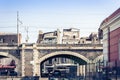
[62,28,80,44]
[0,32,21,44]
[80,32,99,44]
[99,8,120,63]
[37,29,61,44]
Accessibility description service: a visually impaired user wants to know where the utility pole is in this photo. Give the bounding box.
[17,11,22,46]
[17,11,19,47]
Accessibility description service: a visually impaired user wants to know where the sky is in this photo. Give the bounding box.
[0,0,120,43]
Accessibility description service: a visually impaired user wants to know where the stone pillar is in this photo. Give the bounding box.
[33,44,39,76]
[85,65,87,77]
[23,44,34,76]
[83,65,85,76]
[21,44,25,77]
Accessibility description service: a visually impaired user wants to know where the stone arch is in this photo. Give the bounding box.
[39,51,89,63]
[0,52,20,75]
[36,51,90,76]
[0,52,8,57]
[0,52,19,64]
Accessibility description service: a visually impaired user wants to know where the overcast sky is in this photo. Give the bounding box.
[0,0,120,43]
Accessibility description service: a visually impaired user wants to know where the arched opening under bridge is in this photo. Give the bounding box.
[0,52,20,76]
[38,51,89,78]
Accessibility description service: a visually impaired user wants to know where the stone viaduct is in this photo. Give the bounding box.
[0,43,103,78]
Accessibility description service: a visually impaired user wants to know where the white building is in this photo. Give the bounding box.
[37,29,61,44]
[80,32,99,44]
[62,28,80,44]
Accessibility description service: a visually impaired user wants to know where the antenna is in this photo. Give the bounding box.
[25,26,29,43]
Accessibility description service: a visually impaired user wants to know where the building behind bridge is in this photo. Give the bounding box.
[0,32,21,44]
[62,28,80,44]
[37,29,61,44]
[80,32,99,44]
[37,28,100,44]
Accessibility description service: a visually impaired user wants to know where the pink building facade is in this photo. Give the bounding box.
[109,27,120,61]
[99,8,120,63]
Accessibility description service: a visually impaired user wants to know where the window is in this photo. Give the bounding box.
[11,40,15,43]
[82,41,84,43]
[73,35,76,39]
[0,38,4,43]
